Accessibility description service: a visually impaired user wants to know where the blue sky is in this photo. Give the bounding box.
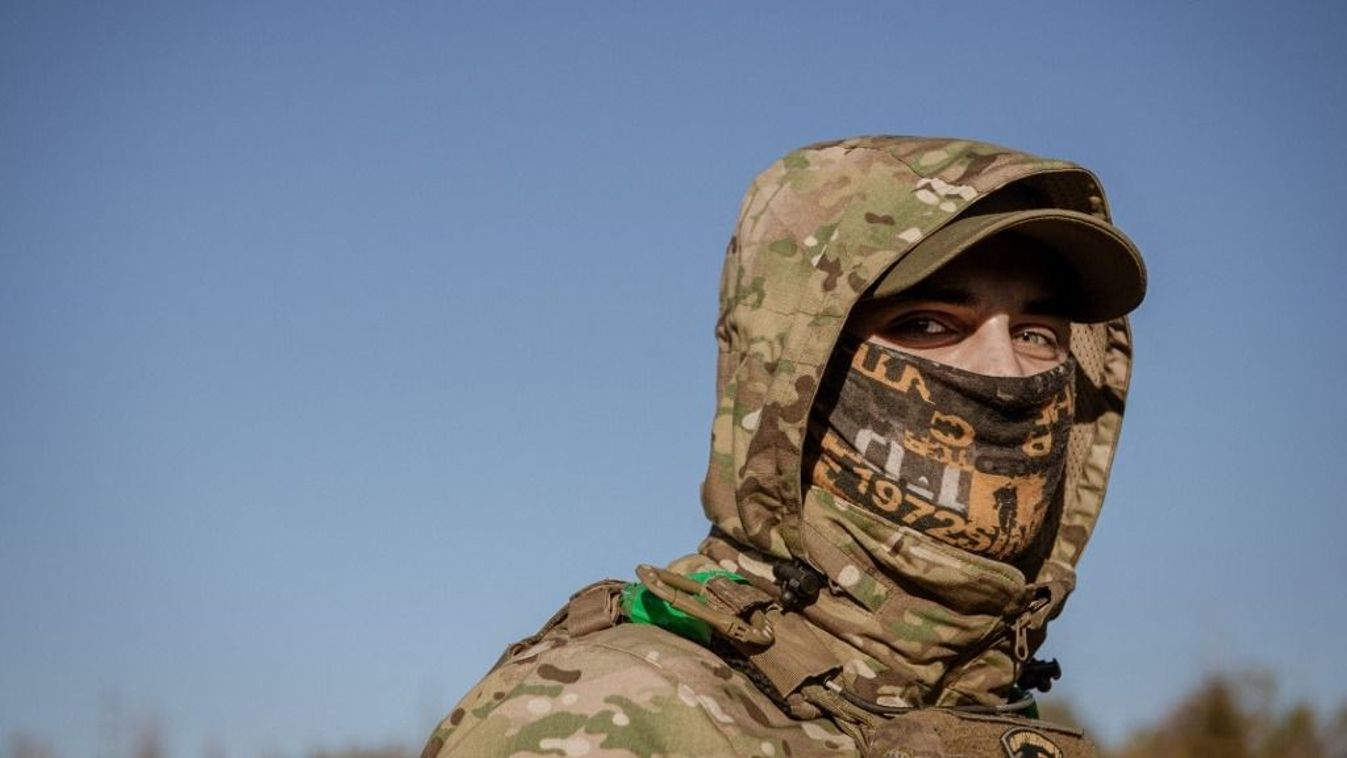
[3,3,1345,756]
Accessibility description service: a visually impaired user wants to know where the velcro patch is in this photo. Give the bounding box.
[1001,726,1064,758]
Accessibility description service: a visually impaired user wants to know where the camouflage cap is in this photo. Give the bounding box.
[869,206,1147,323]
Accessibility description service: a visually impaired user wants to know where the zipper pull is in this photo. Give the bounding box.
[1012,614,1031,663]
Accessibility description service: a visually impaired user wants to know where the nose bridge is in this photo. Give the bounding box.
[966,317,1024,377]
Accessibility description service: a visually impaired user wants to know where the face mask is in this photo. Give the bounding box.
[811,338,1075,562]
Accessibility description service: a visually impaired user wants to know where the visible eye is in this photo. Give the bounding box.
[880,314,961,346]
[1014,329,1056,347]
[1013,326,1065,358]
[896,316,949,335]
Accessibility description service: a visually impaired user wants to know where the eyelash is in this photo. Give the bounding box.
[882,314,1063,350]
[1014,329,1058,347]
[893,316,949,334]
[883,314,959,343]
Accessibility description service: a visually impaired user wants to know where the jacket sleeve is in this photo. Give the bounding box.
[421,635,742,758]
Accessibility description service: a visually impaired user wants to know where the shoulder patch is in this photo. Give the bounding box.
[1000,726,1064,758]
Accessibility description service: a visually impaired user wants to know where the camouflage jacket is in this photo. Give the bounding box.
[424,137,1139,757]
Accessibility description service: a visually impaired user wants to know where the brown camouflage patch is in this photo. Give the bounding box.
[536,663,581,684]
[418,736,443,758]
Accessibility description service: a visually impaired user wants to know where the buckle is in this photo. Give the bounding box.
[634,564,774,646]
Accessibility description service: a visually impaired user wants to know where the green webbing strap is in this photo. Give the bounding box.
[1010,688,1041,719]
[621,569,749,645]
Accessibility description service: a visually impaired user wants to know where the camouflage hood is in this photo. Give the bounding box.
[692,136,1136,706]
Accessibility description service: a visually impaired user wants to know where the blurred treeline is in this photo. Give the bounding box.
[7,671,1346,757]
[1042,671,1347,758]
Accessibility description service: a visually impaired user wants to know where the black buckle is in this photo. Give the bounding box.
[773,562,822,610]
[1017,657,1062,693]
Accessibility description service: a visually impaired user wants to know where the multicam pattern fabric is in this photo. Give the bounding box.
[812,340,1076,562]
[424,136,1138,756]
[423,624,861,758]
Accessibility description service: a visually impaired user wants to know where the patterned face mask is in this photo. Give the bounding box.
[811,338,1075,562]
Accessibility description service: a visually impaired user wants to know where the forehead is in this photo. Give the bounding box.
[847,235,1074,338]
[882,233,1073,310]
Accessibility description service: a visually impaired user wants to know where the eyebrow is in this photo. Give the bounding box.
[886,285,1071,318]
[1022,297,1070,318]
[898,284,975,306]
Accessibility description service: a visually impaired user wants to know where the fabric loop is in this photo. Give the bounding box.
[564,580,626,637]
[740,609,843,698]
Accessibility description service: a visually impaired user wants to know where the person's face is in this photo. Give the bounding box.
[850,237,1072,378]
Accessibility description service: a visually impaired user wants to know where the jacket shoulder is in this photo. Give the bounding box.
[423,623,857,757]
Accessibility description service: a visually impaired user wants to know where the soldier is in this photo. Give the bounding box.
[423,135,1146,757]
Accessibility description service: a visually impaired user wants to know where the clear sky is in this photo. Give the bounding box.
[3,2,1345,756]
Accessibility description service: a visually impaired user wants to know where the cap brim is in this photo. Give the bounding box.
[870,209,1147,323]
